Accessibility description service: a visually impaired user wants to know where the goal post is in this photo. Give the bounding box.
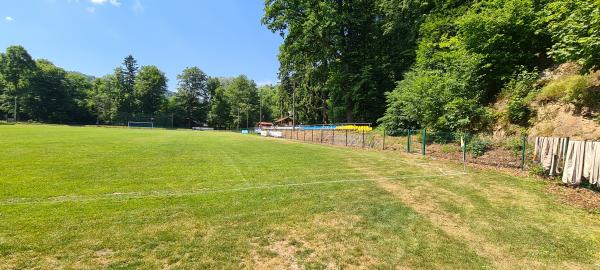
[127,121,154,128]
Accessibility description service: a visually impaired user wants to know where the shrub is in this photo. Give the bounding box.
[502,70,538,126]
[506,98,531,126]
[466,136,491,157]
[529,163,546,177]
[504,137,524,157]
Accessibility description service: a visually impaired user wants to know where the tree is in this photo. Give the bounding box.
[175,67,208,128]
[258,85,279,122]
[87,75,118,124]
[262,0,434,124]
[115,55,138,114]
[540,0,600,70]
[208,85,231,129]
[134,65,167,115]
[225,75,259,129]
[0,45,36,121]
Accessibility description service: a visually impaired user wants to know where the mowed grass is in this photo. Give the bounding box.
[0,125,599,269]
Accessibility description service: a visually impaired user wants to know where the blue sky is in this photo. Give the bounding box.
[0,0,282,91]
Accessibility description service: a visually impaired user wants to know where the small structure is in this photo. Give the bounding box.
[274,116,294,126]
[257,122,273,128]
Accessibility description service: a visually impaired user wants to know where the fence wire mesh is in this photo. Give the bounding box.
[264,128,531,170]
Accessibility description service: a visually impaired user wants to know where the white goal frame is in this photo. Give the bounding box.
[127,121,154,128]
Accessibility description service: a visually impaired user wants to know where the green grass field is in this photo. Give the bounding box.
[1,125,599,269]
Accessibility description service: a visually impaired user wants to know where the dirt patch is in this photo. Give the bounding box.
[546,183,600,213]
[529,102,600,140]
[243,213,377,269]
[426,144,522,168]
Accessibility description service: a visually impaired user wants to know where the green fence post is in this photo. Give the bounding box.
[407,130,411,153]
[382,128,386,150]
[521,136,527,170]
[421,129,426,155]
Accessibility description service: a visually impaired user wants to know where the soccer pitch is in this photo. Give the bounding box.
[1,125,599,269]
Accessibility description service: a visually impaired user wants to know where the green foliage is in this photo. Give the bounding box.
[114,55,138,114]
[504,137,525,157]
[502,70,538,126]
[529,163,546,177]
[175,67,209,127]
[457,0,550,97]
[540,0,600,69]
[87,75,118,123]
[380,39,491,133]
[208,86,231,129]
[537,75,593,107]
[225,75,259,129]
[134,65,168,115]
[466,136,491,157]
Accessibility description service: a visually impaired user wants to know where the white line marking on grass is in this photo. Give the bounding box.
[0,172,467,206]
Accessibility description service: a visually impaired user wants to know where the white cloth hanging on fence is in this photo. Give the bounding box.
[583,141,600,187]
[534,137,568,176]
[562,140,586,186]
[536,137,553,170]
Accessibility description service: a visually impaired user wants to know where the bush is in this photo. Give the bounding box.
[503,70,538,126]
[466,136,491,157]
[504,137,524,157]
[529,163,546,177]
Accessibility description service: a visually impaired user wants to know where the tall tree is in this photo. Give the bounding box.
[0,45,36,121]
[225,75,259,129]
[263,0,430,124]
[115,55,138,114]
[87,75,120,124]
[208,85,231,129]
[175,67,209,127]
[134,65,168,115]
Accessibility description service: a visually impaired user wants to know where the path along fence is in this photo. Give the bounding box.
[260,127,531,170]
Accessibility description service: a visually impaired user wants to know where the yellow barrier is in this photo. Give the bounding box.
[335,125,372,132]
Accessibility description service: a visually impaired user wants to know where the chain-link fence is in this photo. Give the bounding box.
[264,128,531,170]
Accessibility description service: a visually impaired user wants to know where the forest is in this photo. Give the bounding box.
[0,47,286,129]
[1,0,599,132]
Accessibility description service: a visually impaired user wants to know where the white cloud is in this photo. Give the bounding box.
[90,0,120,7]
[4,16,14,21]
[132,0,144,13]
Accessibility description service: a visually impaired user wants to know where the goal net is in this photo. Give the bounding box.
[128,121,154,128]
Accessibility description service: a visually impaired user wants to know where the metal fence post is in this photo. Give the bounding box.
[303,130,306,141]
[407,130,411,153]
[421,129,426,155]
[362,130,365,148]
[320,129,323,144]
[332,129,335,145]
[312,129,314,142]
[382,128,386,150]
[521,136,527,170]
[345,130,348,146]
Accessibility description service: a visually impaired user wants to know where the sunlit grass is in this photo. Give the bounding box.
[0,124,598,269]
